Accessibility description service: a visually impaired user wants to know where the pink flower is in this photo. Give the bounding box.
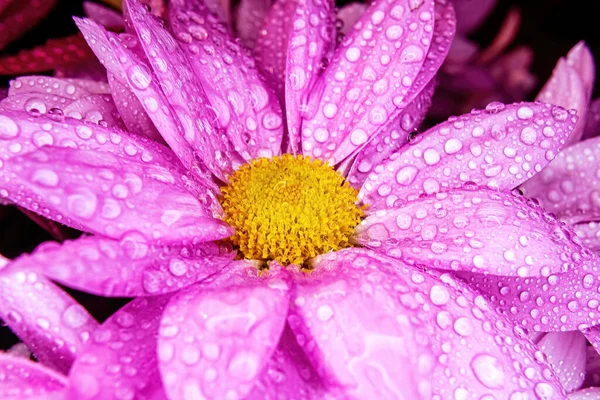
[0,0,589,398]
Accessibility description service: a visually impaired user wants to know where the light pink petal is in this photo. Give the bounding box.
[538,331,586,392]
[521,136,600,226]
[568,388,600,399]
[235,0,271,49]
[347,79,434,186]
[62,78,111,95]
[107,73,164,142]
[300,0,456,165]
[246,324,329,399]
[355,187,584,277]
[0,264,98,374]
[0,0,58,51]
[0,354,67,399]
[536,43,594,144]
[157,262,290,400]
[284,0,336,154]
[68,296,169,400]
[0,93,74,114]
[288,248,564,398]
[0,109,215,201]
[574,221,600,251]
[584,345,600,388]
[22,236,235,297]
[76,18,217,184]
[0,146,231,244]
[360,102,576,212]
[254,0,298,100]
[83,1,125,30]
[9,76,92,100]
[63,94,125,129]
[452,0,496,34]
[168,0,284,162]
[337,3,368,36]
[456,250,600,332]
[125,0,243,180]
[583,98,600,140]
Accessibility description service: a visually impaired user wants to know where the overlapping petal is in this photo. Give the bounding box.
[361,102,576,211]
[68,295,170,400]
[0,353,67,399]
[355,187,584,277]
[538,331,587,392]
[0,264,98,374]
[19,236,235,297]
[235,0,270,49]
[288,248,564,398]
[83,1,125,30]
[167,0,284,162]
[157,262,290,400]
[300,0,455,165]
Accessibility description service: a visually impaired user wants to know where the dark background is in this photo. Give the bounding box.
[1,0,600,349]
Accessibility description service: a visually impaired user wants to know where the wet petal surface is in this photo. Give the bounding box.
[0,353,67,399]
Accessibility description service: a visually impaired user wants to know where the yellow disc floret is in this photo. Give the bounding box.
[221,155,364,266]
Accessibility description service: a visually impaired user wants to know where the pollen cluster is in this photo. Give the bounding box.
[221,155,364,266]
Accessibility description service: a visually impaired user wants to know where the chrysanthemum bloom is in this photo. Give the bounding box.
[0,0,592,398]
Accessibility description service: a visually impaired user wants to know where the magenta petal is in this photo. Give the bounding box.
[573,221,600,251]
[347,79,434,186]
[452,0,496,34]
[126,0,243,180]
[0,265,98,374]
[1,146,231,244]
[235,0,271,49]
[245,324,328,399]
[9,76,92,100]
[456,251,600,332]
[68,296,169,400]
[521,136,600,226]
[288,248,564,398]
[568,388,600,399]
[0,354,67,399]
[0,0,58,52]
[538,331,586,392]
[21,236,235,297]
[284,0,336,154]
[300,0,455,165]
[83,1,125,30]
[336,3,368,36]
[536,43,594,144]
[168,0,284,161]
[583,98,600,140]
[360,102,576,211]
[355,188,583,277]
[157,262,290,400]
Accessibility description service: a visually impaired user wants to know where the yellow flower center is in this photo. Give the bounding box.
[221,155,364,266]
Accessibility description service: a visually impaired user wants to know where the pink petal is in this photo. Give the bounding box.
[9,76,93,100]
[68,296,169,400]
[300,0,455,165]
[456,250,600,332]
[521,136,600,226]
[568,387,600,399]
[584,345,600,387]
[347,79,434,186]
[0,146,232,244]
[452,0,497,34]
[235,0,271,49]
[337,3,368,36]
[0,354,67,399]
[0,264,98,374]
[0,0,58,51]
[62,78,110,95]
[284,0,336,154]
[360,102,576,212]
[583,98,600,140]
[168,0,284,161]
[246,324,329,399]
[537,331,586,392]
[63,94,125,129]
[107,73,164,142]
[0,109,215,200]
[83,1,125,30]
[573,221,600,251]
[157,262,290,400]
[288,248,564,398]
[445,34,479,65]
[23,236,235,297]
[355,187,584,277]
[536,43,594,144]
[204,0,231,26]
[126,0,244,180]
[76,18,217,184]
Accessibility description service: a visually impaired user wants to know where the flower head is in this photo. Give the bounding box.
[0,0,591,398]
